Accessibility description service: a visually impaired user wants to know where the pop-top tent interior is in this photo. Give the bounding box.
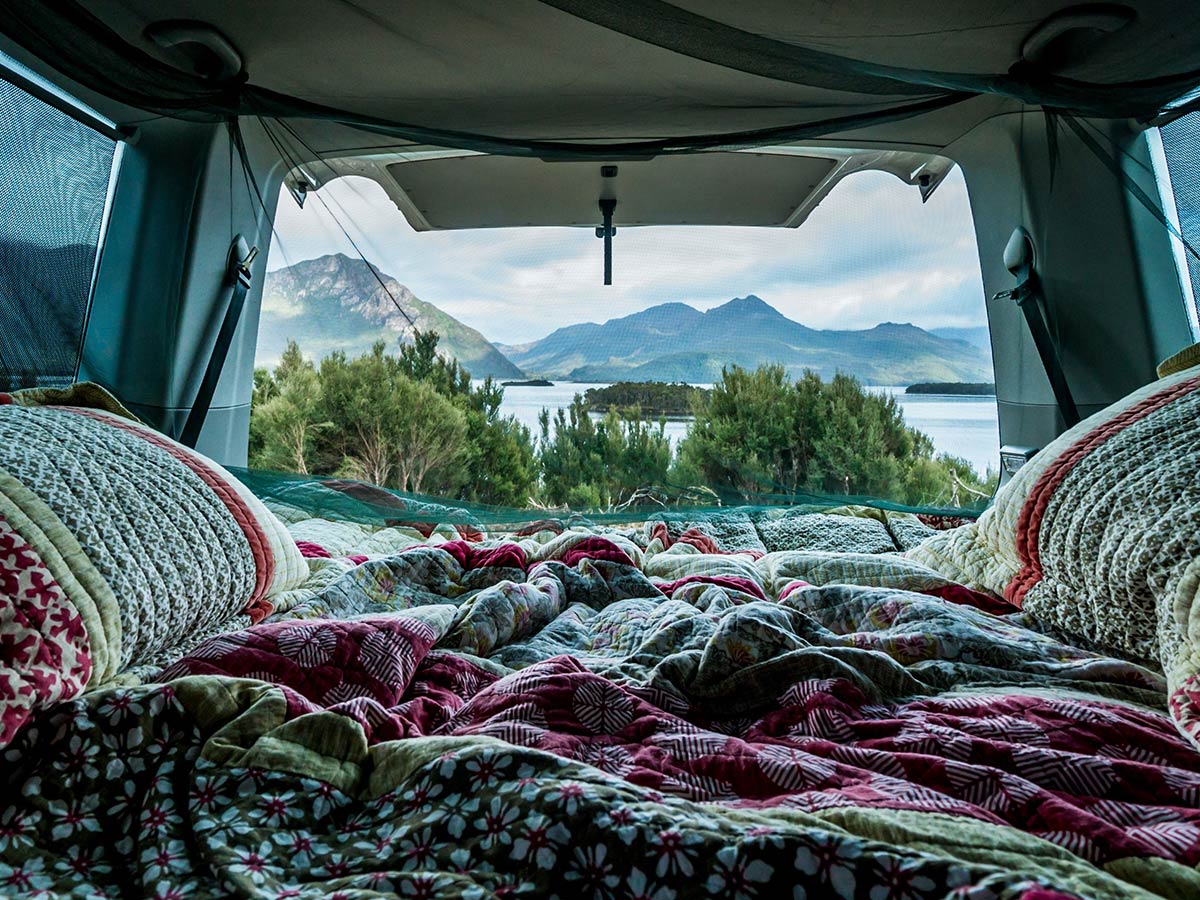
[2,0,1200,528]
[11,6,1200,899]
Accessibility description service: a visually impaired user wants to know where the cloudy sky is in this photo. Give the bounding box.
[269,167,988,346]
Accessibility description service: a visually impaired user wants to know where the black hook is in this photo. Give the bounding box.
[596,197,617,285]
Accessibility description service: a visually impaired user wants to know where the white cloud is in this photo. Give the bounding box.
[269,167,988,344]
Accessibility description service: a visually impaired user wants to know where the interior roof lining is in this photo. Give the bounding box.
[0,1,1195,165]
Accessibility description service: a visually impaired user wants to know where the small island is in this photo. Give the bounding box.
[501,378,554,387]
[583,381,710,416]
[906,382,996,395]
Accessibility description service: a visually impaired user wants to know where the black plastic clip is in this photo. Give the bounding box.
[233,245,259,289]
[596,198,616,285]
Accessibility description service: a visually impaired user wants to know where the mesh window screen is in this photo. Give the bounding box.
[1160,112,1200,334]
[0,74,117,391]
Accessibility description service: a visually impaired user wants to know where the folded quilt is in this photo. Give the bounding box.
[908,366,1200,751]
[0,389,306,745]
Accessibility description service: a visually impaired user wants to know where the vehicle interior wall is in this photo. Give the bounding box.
[0,32,279,463]
[4,23,1196,472]
[949,111,1194,450]
[78,119,283,463]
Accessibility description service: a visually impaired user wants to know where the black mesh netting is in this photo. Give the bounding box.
[229,466,983,535]
[0,74,117,391]
[1160,111,1200,331]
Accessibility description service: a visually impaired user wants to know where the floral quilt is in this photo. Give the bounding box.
[3,512,1200,899]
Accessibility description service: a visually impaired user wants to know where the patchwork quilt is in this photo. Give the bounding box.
[0,392,306,744]
[4,508,1200,899]
[909,366,1200,751]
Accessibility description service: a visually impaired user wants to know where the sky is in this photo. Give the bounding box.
[269,166,989,346]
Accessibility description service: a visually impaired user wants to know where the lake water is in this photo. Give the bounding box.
[494,382,1001,477]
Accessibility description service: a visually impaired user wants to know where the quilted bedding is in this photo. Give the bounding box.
[908,366,1200,751]
[0,390,307,743]
[4,508,1200,900]
[6,369,1200,899]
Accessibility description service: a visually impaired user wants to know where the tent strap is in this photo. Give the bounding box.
[179,237,257,448]
[997,274,1081,429]
[535,0,1200,118]
[1060,114,1200,268]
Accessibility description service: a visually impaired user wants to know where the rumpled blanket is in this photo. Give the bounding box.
[4,516,1200,899]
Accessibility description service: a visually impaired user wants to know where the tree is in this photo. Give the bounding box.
[600,409,673,502]
[395,329,538,505]
[538,397,672,508]
[396,328,472,398]
[538,398,605,508]
[248,341,325,474]
[675,364,798,496]
[318,343,468,493]
[250,332,536,504]
[678,365,996,506]
[458,384,538,507]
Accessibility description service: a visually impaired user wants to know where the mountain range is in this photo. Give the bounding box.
[498,296,992,384]
[259,255,992,385]
[258,253,523,378]
[929,326,991,351]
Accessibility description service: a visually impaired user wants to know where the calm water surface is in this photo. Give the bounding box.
[492,382,1000,477]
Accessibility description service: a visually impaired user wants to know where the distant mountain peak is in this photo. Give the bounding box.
[717,294,773,311]
[504,294,993,385]
[257,254,524,379]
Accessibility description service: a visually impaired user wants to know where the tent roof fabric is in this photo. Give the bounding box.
[2,1,1199,160]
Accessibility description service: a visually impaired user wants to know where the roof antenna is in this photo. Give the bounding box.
[596,165,618,285]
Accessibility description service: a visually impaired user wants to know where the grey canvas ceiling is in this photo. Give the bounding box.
[4,0,1200,158]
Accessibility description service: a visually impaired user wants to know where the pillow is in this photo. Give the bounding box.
[752,509,898,554]
[0,386,306,741]
[908,365,1200,746]
[650,510,767,555]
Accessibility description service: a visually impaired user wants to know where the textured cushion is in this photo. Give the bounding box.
[0,392,306,711]
[884,514,940,552]
[908,365,1200,747]
[753,510,897,554]
[654,510,767,554]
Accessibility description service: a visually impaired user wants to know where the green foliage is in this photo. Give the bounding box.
[677,366,996,506]
[537,398,672,508]
[251,340,995,513]
[249,332,537,503]
[582,381,709,416]
[396,329,472,398]
[675,365,798,495]
[316,343,468,493]
[248,342,326,474]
